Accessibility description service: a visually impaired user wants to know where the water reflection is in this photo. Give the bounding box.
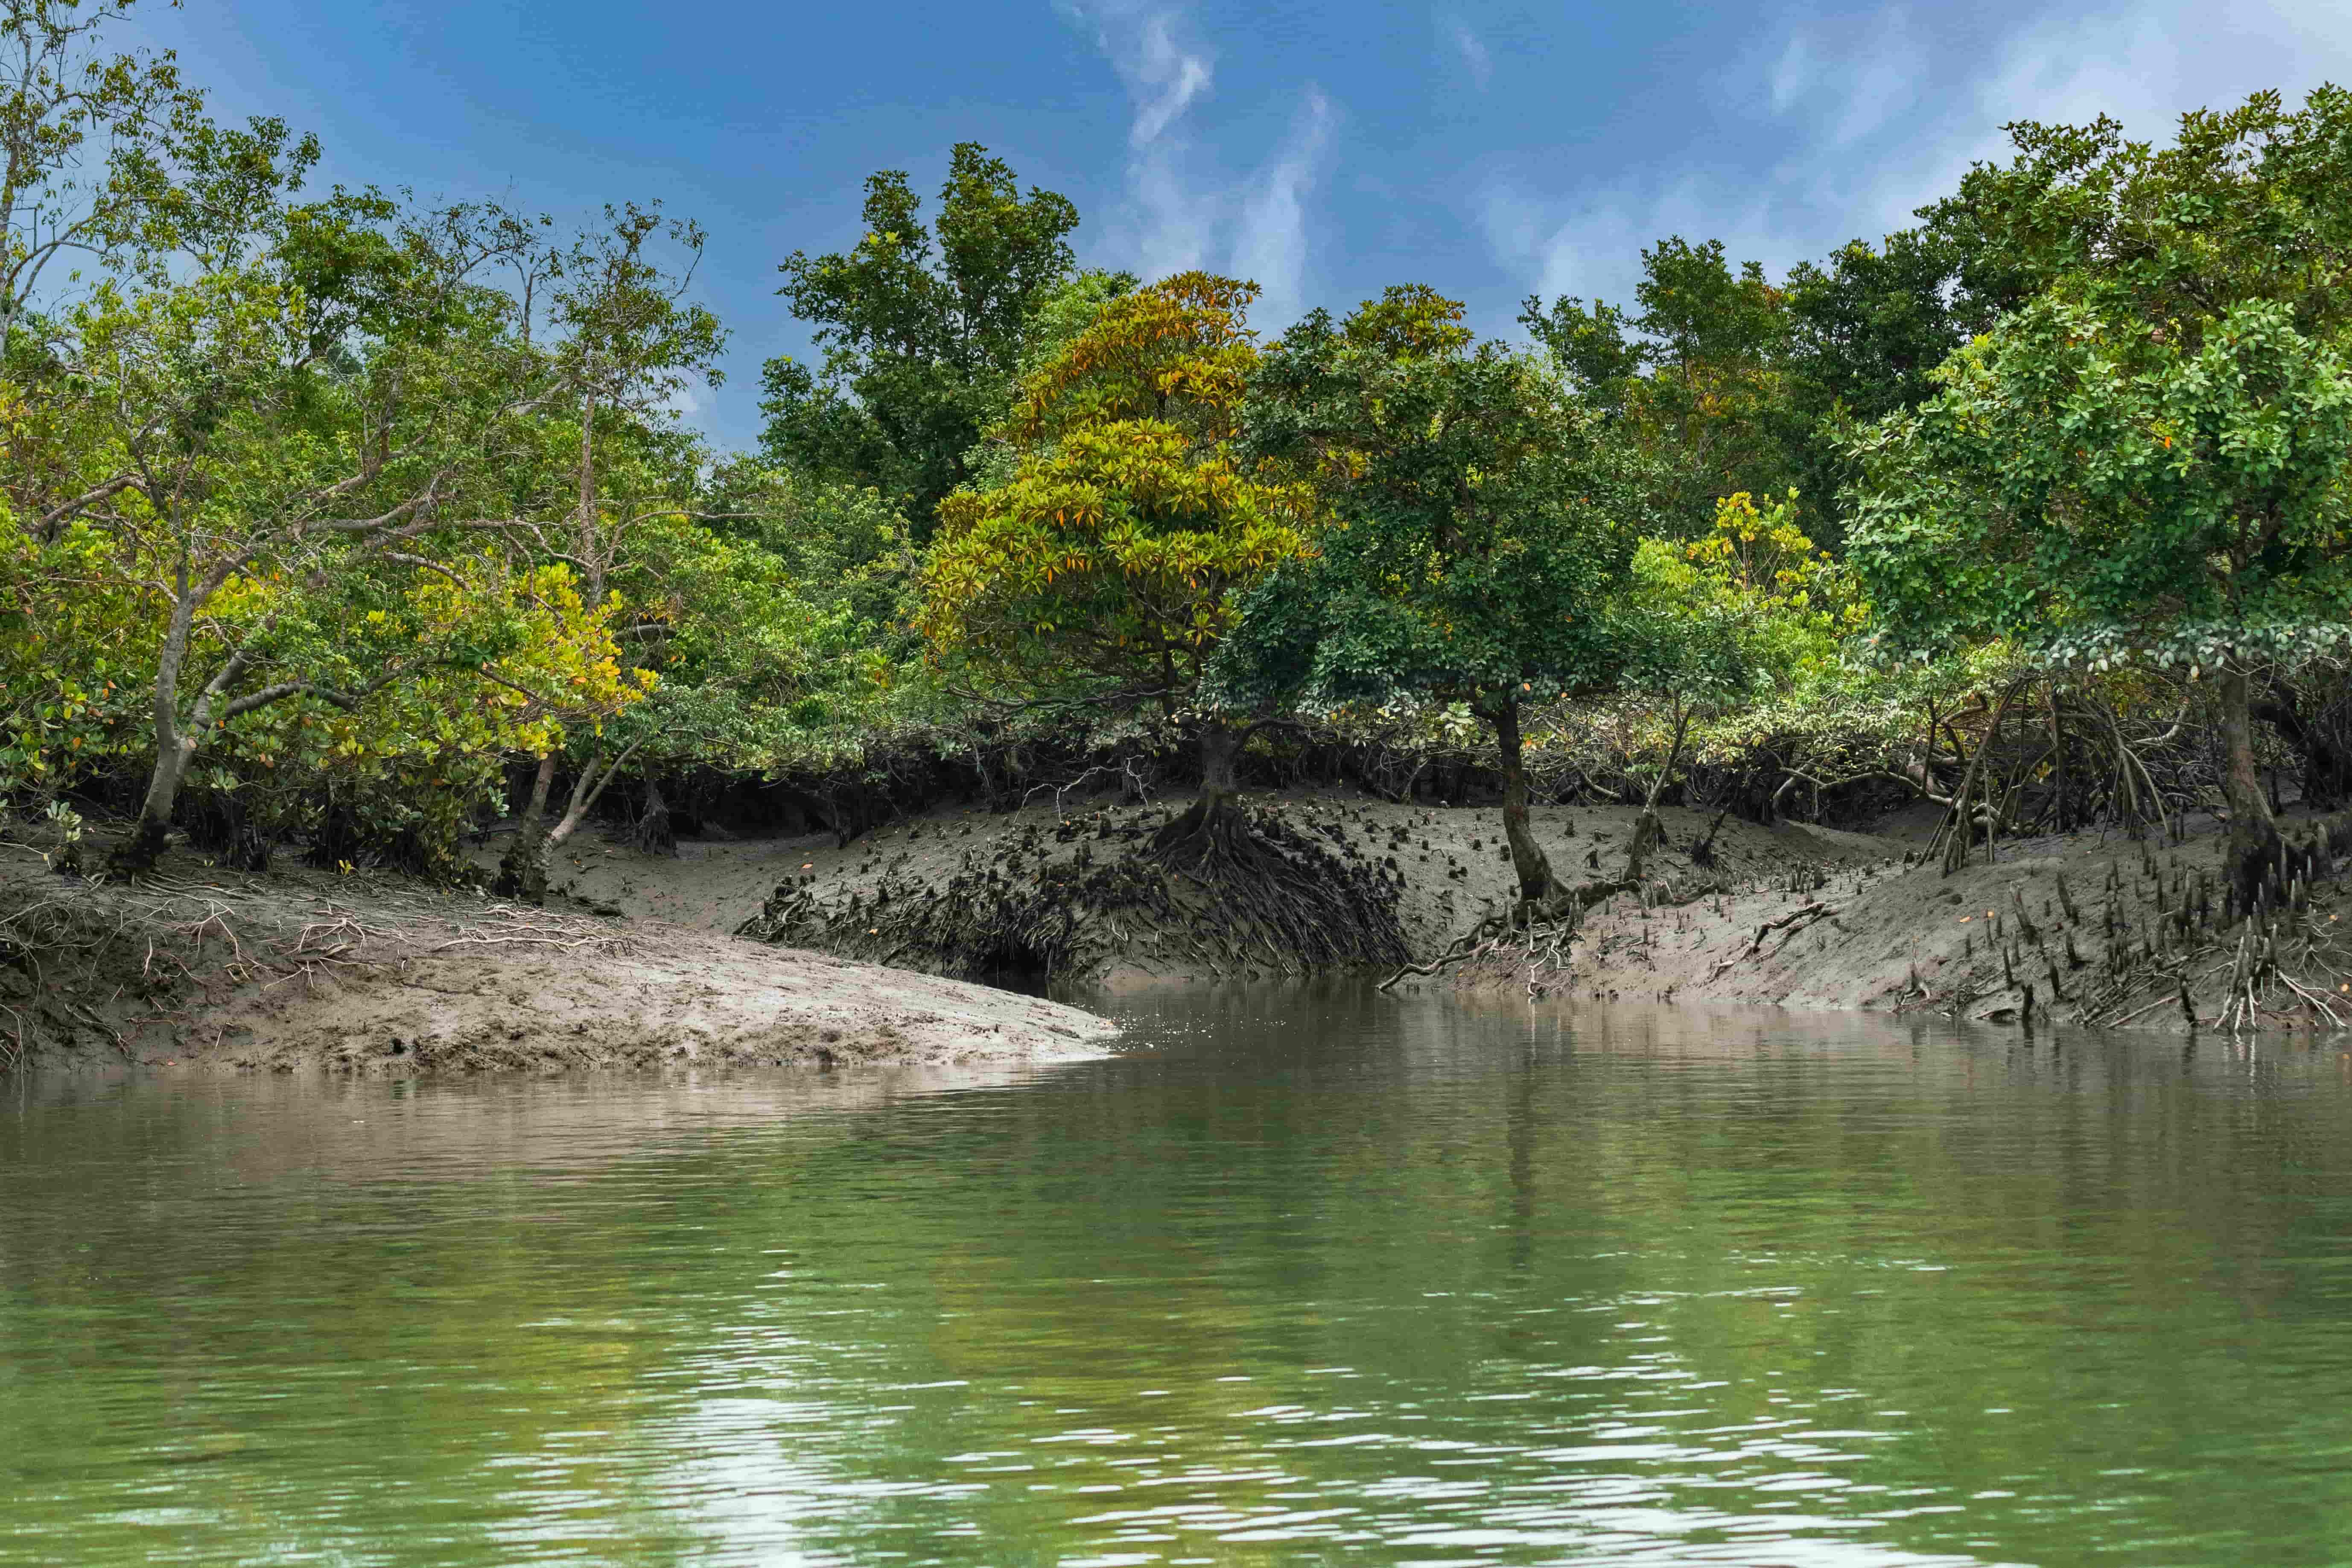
[5,992,2352,1565]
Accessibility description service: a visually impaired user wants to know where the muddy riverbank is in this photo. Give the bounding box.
[679,785,2352,1036]
[0,850,1115,1075]
[1453,803,2352,1037]
[15,784,2346,1075]
[714,790,1888,989]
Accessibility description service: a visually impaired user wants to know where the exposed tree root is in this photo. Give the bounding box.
[740,797,1409,984]
[1745,900,1839,956]
[1380,869,1732,997]
[1892,810,2352,1034]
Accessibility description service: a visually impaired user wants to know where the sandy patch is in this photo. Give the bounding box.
[0,853,1115,1075]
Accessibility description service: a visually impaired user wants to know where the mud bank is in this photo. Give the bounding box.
[1455,803,2352,1038]
[55,783,2323,1061]
[710,788,1889,987]
[687,785,2352,1036]
[0,853,1115,1075]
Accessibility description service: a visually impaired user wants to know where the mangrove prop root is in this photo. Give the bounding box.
[1746,900,1839,957]
[741,799,1409,984]
[1377,870,1732,994]
[1882,811,2352,1034]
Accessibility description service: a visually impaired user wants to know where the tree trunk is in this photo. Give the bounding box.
[542,739,644,863]
[2253,686,2352,810]
[1486,694,1557,905]
[632,776,677,856]
[1150,723,1245,857]
[496,752,559,901]
[1199,722,1241,809]
[498,746,632,901]
[1625,704,1692,884]
[109,595,199,873]
[112,741,190,873]
[546,748,626,853]
[2218,665,2284,906]
[1625,809,1663,885]
[1940,677,2029,874]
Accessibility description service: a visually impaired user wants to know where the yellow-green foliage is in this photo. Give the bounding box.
[919,272,1310,705]
[1632,490,1867,687]
[1527,490,1967,792]
[0,509,150,798]
[0,457,657,845]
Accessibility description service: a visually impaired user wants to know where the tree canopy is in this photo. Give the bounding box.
[1852,87,2352,893]
[13,0,2352,986]
[762,143,1080,534]
[1222,285,1637,900]
[919,274,1305,718]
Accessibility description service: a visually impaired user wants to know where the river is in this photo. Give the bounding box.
[6,985,2352,1565]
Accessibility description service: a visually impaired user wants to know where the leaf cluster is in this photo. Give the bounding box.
[763,143,1080,531]
[918,272,1308,715]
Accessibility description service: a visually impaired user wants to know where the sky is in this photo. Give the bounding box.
[125,0,2352,451]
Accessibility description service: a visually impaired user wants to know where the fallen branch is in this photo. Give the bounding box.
[1746,901,1838,957]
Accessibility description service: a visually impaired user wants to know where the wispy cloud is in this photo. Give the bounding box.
[1480,0,2352,315]
[1771,9,1924,150]
[1479,175,1770,310]
[1235,91,1336,317]
[1444,15,1493,91]
[1061,1,1337,320]
[1768,36,1816,114]
[1122,9,1213,149]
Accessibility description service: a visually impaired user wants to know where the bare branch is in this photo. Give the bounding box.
[35,473,140,535]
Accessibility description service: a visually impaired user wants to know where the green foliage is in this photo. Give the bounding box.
[919,272,1307,717]
[1918,87,2352,339]
[0,497,148,802]
[1519,231,1976,554]
[1852,90,2352,674]
[603,464,910,775]
[1219,285,1631,713]
[763,143,1080,533]
[1853,88,2352,876]
[0,0,200,351]
[1850,295,2352,673]
[1016,268,1141,379]
[1781,234,1972,426]
[1637,491,1868,686]
[552,202,725,427]
[15,12,2352,885]
[1775,231,1972,546]
[1519,237,1795,537]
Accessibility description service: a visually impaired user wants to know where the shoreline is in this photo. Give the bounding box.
[1452,804,2352,1038]
[0,851,1116,1075]
[12,786,2348,1076]
[695,786,2352,1039]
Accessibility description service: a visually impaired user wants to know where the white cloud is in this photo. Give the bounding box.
[1235,91,1336,317]
[1482,0,2352,315]
[1766,9,1922,148]
[1769,36,1817,114]
[1477,0,2352,319]
[1446,16,1494,91]
[1062,2,1338,320]
[1970,0,2352,138]
[1123,9,1214,149]
[1479,175,1786,312]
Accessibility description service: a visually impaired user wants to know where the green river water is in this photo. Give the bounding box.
[6,986,2352,1565]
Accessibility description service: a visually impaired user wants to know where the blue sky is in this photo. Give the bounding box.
[133,0,2352,450]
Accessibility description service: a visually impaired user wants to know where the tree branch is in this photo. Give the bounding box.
[35,473,140,536]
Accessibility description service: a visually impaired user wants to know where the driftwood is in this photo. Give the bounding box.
[1745,900,1839,957]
